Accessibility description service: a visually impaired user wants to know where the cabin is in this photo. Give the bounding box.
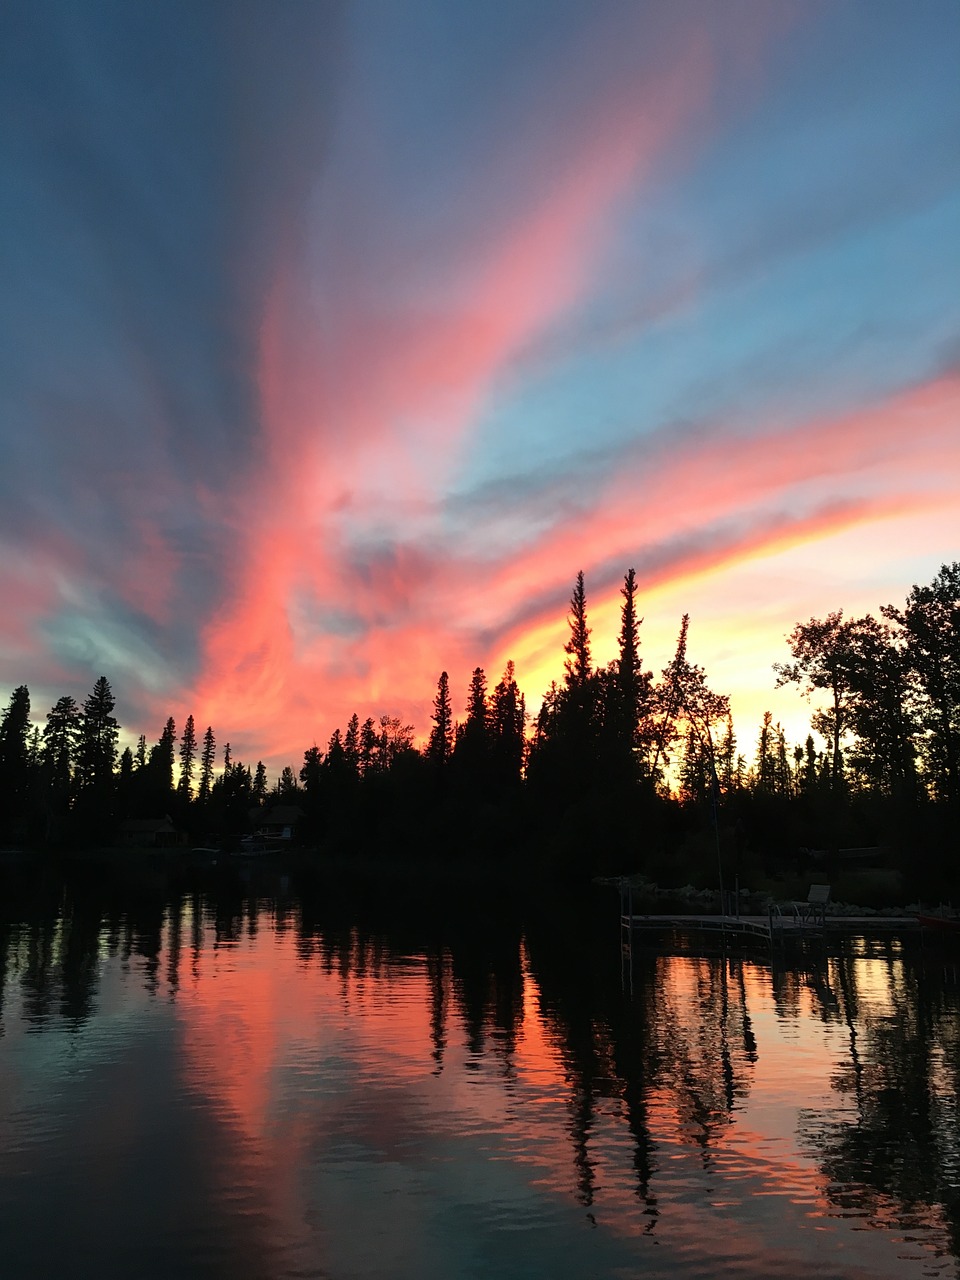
[116,817,188,849]
[260,804,305,844]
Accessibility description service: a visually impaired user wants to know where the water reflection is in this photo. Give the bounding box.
[0,871,957,1279]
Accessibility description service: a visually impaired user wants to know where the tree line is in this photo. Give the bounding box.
[0,562,957,890]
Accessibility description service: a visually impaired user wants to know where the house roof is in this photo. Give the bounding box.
[263,805,305,824]
[118,817,179,833]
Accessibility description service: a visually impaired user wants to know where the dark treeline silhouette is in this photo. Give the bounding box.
[0,562,957,894]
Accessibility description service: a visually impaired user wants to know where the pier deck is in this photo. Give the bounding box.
[621,911,921,945]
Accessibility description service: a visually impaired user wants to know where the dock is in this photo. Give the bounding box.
[620,910,921,946]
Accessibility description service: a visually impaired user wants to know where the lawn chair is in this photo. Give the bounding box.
[795,883,830,928]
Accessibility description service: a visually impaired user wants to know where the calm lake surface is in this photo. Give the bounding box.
[1,868,958,1280]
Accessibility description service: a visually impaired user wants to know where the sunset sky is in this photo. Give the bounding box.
[2,0,958,773]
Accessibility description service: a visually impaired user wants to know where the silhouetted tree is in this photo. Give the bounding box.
[841,617,917,799]
[252,759,268,804]
[490,661,525,789]
[278,765,299,798]
[41,694,81,808]
[149,717,177,795]
[75,676,119,833]
[300,745,323,794]
[359,717,378,776]
[116,746,135,816]
[178,714,197,797]
[717,714,738,795]
[198,726,216,803]
[0,685,32,830]
[775,612,858,792]
[564,570,592,689]
[884,563,959,806]
[76,677,119,793]
[427,671,453,769]
[755,711,776,795]
[325,728,347,778]
[453,667,491,792]
[613,568,652,775]
[344,713,360,777]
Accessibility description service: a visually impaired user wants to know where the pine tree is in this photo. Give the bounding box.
[253,760,268,804]
[300,746,322,795]
[0,685,32,818]
[755,711,775,793]
[428,671,453,767]
[617,568,641,709]
[198,726,216,802]
[491,661,525,788]
[610,567,652,779]
[326,728,346,774]
[117,747,134,816]
[278,765,299,798]
[717,713,737,795]
[178,714,197,797]
[564,571,592,689]
[150,717,177,794]
[41,694,81,802]
[359,717,378,775]
[77,677,119,795]
[465,668,488,732]
[344,713,360,777]
[454,667,490,788]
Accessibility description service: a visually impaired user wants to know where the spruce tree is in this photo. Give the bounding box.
[198,726,216,802]
[253,760,268,804]
[564,571,592,689]
[491,661,525,788]
[359,717,378,775]
[150,717,177,794]
[428,671,453,767]
[0,685,32,820]
[454,667,490,788]
[178,714,197,797]
[77,677,119,795]
[42,694,81,803]
[344,713,360,777]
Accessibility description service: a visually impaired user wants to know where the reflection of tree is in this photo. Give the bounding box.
[7,868,958,1273]
[447,917,525,1077]
[525,914,764,1217]
[799,939,960,1258]
[0,909,11,1034]
[21,911,59,1026]
[646,955,757,1162]
[58,894,104,1024]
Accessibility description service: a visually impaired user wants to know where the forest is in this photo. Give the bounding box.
[0,562,957,896]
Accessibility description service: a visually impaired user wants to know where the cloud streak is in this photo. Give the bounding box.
[1,0,958,765]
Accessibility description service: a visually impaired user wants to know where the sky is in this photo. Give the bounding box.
[2,0,959,774]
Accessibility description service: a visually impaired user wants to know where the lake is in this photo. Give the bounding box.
[1,866,958,1279]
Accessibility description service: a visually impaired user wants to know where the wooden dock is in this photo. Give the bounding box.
[620,910,921,946]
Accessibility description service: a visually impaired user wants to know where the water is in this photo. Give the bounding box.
[1,870,958,1279]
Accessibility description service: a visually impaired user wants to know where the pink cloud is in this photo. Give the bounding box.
[185,38,721,758]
